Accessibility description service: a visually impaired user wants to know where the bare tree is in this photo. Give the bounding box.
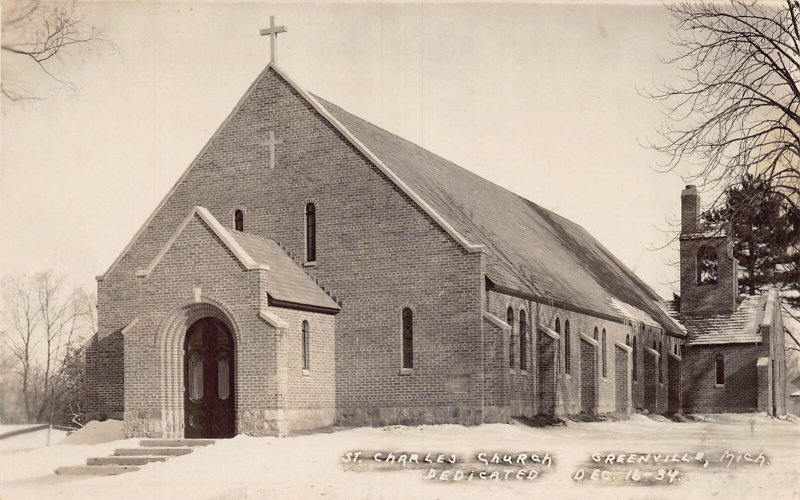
[1,0,108,102]
[0,272,89,423]
[649,1,800,210]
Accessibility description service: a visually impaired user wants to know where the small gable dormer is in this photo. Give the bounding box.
[678,185,738,315]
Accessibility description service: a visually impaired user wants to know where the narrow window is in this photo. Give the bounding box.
[507,307,515,368]
[674,342,678,355]
[564,320,572,375]
[658,341,663,383]
[555,317,561,334]
[234,209,244,232]
[697,245,719,285]
[305,203,316,262]
[594,327,599,340]
[626,334,630,346]
[602,328,608,378]
[633,336,638,381]
[519,311,527,371]
[402,308,413,369]
[715,354,724,386]
[301,321,310,370]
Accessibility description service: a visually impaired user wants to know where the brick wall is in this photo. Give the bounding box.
[614,345,628,412]
[85,331,124,421]
[487,290,680,417]
[92,66,486,430]
[579,338,597,413]
[682,343,765,413]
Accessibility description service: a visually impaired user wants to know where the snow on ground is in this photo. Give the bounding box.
[0,415,798,499]
[0,426,68,455]
[61,420,125,445]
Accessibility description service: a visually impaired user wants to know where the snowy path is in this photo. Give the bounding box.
[0,414,797,499]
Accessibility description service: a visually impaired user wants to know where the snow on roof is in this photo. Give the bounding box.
[661,295,766,346]
[608,297,660,328]
[313,92,683,335]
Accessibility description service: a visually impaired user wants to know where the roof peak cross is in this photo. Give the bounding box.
[260,15,287,64]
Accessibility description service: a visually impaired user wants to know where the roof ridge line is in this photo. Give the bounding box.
[310,93,586,231]
[269,65,483,255]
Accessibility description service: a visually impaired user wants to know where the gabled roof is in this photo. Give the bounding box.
[98,63,680,334]
[139,206,339,314]
[311,94,683,335]
[660,295,765,345]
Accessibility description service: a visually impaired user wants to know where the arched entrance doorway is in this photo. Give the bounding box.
[184,317,235,438]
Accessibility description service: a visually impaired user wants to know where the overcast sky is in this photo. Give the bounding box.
[2,1,698,299]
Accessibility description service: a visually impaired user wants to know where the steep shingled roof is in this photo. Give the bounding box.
[313,95,683,335]
[659,296,765,345]
[228,231,340,313]
[137,206,339,314]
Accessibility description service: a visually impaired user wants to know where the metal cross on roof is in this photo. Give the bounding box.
[262,130,283,169]
[260,15,287,64]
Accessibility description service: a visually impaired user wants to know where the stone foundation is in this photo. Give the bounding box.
[335,405,516,427]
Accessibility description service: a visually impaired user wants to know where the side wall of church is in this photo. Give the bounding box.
[486,290,681,417]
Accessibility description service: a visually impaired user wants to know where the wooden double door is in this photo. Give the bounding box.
[184,317,235,438]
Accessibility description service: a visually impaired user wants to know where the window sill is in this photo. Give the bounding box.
[633,381,639,386]
[714,383,725,389]
[303,261,317,267]
[520,370,528,376]
[564,374,572,380]
[302,369,311,377]
[509,368,516,375]
[399,368,414,376]
[602,377,609,384]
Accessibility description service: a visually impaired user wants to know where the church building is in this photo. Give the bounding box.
[85,20,785,438]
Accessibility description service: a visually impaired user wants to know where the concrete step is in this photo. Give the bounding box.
[55,465,141,476]
[114,447,193,457]
[139,439,215,448]
[87,456,169,466]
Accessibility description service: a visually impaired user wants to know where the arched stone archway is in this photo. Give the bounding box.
[156,298,243,438]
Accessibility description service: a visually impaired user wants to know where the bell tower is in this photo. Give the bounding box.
[678,185,738,315]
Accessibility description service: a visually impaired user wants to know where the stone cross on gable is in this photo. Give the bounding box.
[262,130,283,169]
[260,15,287,64]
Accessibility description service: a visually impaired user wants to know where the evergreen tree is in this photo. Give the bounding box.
[705,175,800,301]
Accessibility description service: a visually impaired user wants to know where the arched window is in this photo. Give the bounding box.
[697,245,719,284]
[555,317,561,334]
[632,336,638,381]
[301,321,310,370]
[601,328,608,378]
[715,354,724,386]
[564,320,572,375]
[305,203,316,262]
[626,334,631,346]
[519,311,527,370]
[594,326,599,340]
[402,308,413,369]
[674,342,678,355]
[234,209,244,232]
[507,307,515,368]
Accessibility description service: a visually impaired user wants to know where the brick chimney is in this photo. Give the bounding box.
[681,185,700,233]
